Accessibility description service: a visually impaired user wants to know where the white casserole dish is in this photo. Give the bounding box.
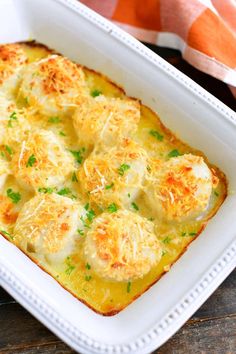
[0,0,235,353]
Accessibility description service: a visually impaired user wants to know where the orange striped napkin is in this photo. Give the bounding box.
[81,0,236,98]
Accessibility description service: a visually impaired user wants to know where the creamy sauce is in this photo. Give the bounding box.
[0,43,227,315]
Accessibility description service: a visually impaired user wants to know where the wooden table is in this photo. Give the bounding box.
[0,46,235,354]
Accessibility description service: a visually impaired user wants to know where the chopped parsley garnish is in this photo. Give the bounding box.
[69,148,85,165]
[131,202,139,211]
[105,182,114,190]
[85,263,91,270]
[81,204,96,227]
[57,188,72,196]
[181,231,197,237]
[0,151,6,159]
[162,250,167,257]
[87,209,95,222]
[118,163,130,176]
[80,216,90,229]
[26,154,37,167]
[91,89,102,97]
[189,232,197,236]
[168,149,181,158]
[214,190,219,197]
[127,281,131,293]
[65,257,75,275]
[149,129,164,141]
[85,275,92,281]
[148,217,154,221]
[127,193,131,198]
[162,236,171,244]
[7,188,21,204]
[38,187,54,194]
[0,229,14,240]
[147,165,151,172]
[72,172,78,183]
[59,131,66,137]
[107,203,118,213]
[5,145,13,155]
[84,203,89,210]
[8,111,17,127]
[48,116,61,124]
[77,229,84,236]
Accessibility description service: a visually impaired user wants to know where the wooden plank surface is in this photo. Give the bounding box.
[0,46,235,354]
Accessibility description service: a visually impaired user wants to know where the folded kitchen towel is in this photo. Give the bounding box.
[80,0,236,97]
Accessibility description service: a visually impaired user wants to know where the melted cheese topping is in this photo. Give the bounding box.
[11,129,75,191]
[78,139,147,209]
[85,210,162,281]
[73,94,140,149]
[0,157,9,190]
[19,55,89,117]
[146,154,218,222]
[14,193,85,263]
[0,43,27,96]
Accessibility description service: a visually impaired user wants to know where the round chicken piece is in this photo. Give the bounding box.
[73,94,140,149]
[84,210,162,281]
[0,43,28,96]
[19,55,89,117]
[78,139,147,209]
[145,154,218,222]
[14,193,85,263]
[11,129,74,192]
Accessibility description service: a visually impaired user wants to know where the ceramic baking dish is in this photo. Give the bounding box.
[0,0,235,353]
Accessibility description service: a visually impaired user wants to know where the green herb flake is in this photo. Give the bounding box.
[127,281,131,293]
[5,145,13,156]
[85,275,92,281]
[105,182,114,190]
[57,188,71,196]
[107,203,118,213]
[8,111,17,127]
[38,187,54,194]
[168,149,181,158]
[0,151,6,159]
[59,131,66,137]
[118,163,130,176]
[91,89,102,97]
[72,172,78,183]
[65,257,75,275]
[162,236,171,244]
[80,216,90,229]
[149,129,164,141]
[26,154,37,168]
[127,193,131,198]
[85,263,91,270]
[7,188,21,204]
[0,229,14,240]
[84,203,89,211]
[189,232,197,237]
[131,202,139,211]
[69,148,85,165]
[86,209,95,222]
[77,229,84,236]
[214,190,219,197]
[48,116,61,124]
[162,250,167,257]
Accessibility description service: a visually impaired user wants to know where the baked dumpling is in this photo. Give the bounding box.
[19,55,89,117]
[84,210,162,281]
[0,43,27,96]
[14,193,85,263]
[11,129,75,191]
[73,95,140,149]
[145,154,218,222]
[78,139,147,209]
